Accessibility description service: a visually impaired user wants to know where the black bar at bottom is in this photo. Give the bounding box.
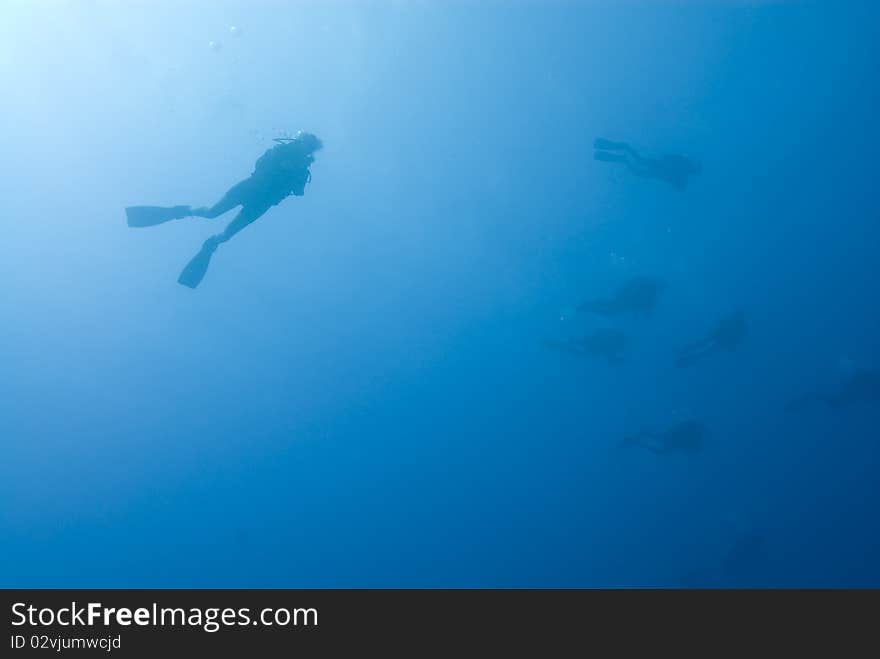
[2,589,878,656]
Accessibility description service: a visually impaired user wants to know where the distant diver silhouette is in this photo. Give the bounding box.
[676,310,747,367]
[578,276,665,317]
[543,328,629,364]
[786,368,880,412]
[126,131,323,288]
[593,137,701,190]
[620,419,708,455]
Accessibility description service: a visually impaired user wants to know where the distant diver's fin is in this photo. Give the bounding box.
[676,339,714,368]
[594,151,627,163]
[126,205,192,228]
[177,241,218,289]
[594,138,632,152]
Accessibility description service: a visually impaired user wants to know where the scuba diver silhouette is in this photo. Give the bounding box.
[578,276,665,318]
[676,310,747,367]
[786,368,880,412]
[126,131,323,288]
[593,137,701,190]
[620,419,708,455]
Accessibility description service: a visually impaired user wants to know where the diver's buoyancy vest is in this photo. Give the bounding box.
[251,143,312,201]
[253,143,311,176]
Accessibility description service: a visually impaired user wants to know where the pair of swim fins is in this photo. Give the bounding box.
[125,205,192,227]
[594,138,633,164]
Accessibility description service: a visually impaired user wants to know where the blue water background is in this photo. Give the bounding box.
[1,0,878,586]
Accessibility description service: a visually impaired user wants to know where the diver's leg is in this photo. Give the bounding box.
[626,154,657,178]
[594,138,634,152]
[594,151,628,164]
[676,338,714,367]
[191,179,253,219]
[177,204,270,288]
[213,204,270,245]
[631,432,665,454]
[594,145,651,178]
[621,430,657,449]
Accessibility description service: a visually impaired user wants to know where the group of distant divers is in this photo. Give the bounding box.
[124,128,876,585]
[544,138,879,455]
[124,131,878,448]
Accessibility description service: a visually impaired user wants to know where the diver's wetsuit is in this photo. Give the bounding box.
[676,311,747,367]
[579,276,665,317]
[786,369,880,412]
[621,420,707,455]
[593,138,699,190]
[193,141,315,246]
[126,132,322,287]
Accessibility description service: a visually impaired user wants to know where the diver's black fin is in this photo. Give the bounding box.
[177,242,217,289]
[676,340,713,368]
[594,151,627,163]
[126,205,192,228]
[594,138,631,151]
[619,430,649,449]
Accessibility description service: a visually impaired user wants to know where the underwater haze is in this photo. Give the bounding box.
[2,0,879,587]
